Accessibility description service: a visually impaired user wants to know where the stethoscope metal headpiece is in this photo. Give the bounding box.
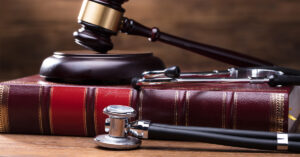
[94,105,141,150]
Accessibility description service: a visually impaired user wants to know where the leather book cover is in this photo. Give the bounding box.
[0,75,298,136]
[138,84,298,133]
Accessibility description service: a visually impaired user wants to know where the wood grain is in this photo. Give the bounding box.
[1,0,300,81]
[0,134,299,157]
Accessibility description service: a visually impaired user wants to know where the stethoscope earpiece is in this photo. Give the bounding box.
[134,66,300,87]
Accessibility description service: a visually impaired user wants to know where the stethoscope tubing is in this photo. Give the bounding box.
[148,124,300,152]
[151,123,300,142]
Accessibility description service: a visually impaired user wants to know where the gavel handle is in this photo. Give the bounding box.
[121,17,274,67]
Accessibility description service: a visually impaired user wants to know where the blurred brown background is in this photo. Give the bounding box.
[1,0,300,81]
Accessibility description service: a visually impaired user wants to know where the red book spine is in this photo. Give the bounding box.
[0,75,292,136]
[0,81,133,136]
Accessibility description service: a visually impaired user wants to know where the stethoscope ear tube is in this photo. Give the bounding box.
[148,124,300,152]
[269,75,300,87]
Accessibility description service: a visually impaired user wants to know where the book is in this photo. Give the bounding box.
[0,75,299,136]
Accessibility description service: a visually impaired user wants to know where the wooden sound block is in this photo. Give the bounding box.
[39,50,165,84]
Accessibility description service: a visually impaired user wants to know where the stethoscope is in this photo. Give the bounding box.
[95,105,300,152]
[132,66,300,88]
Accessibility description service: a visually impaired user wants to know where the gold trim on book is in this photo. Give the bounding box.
[138,90,144,120]
[174,91,179,125]
[0,85,9,133]
[233,93,238,129]
[270,93,285,132]
[78,0,123,33]
[222,92,227,128]
[185,91,190,126]
[38,86,44,134]
[1,81,57,85]
[270,94,275,132]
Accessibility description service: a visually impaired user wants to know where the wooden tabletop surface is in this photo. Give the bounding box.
[0,134,298,157]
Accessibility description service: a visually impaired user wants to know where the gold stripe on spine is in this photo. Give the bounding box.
[38,86,44,134]
[138,90,144,120]
[0,85,9,133]
[270,93,285,132]
[233,93,238,129]
[174,91,179,125]
[78,0,123,33]
[270,94,276,132]
[222,92,227,128]
[49,87,54,134]
[94,88,99,135]
[185,91,190,126]
[277,94,285,132]
[83,88,88,136]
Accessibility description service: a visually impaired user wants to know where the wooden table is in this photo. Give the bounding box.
[0,134,298,157]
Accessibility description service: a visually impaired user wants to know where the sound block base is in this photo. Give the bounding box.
[39,50,165,85]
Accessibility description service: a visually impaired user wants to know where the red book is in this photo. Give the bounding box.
[0,75,299,136]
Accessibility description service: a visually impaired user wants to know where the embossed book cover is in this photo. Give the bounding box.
[0,75,299,136]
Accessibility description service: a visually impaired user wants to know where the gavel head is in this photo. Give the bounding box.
[73,0,128,53]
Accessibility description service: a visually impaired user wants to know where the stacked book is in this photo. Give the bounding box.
[0,75,299,136]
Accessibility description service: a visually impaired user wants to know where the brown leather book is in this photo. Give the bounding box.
[0,75,299,136]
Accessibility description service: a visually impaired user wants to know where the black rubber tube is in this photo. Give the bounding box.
[289,141,300,152]
[148,125,300,152]
[269,75,300,86]
[151,123,300,142]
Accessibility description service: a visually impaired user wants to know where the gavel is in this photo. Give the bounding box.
[40,0,276,84]
[74,0,273,67]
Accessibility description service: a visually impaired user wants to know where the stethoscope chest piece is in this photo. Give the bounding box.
[94,105,141,150]
[95,134,141,150]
